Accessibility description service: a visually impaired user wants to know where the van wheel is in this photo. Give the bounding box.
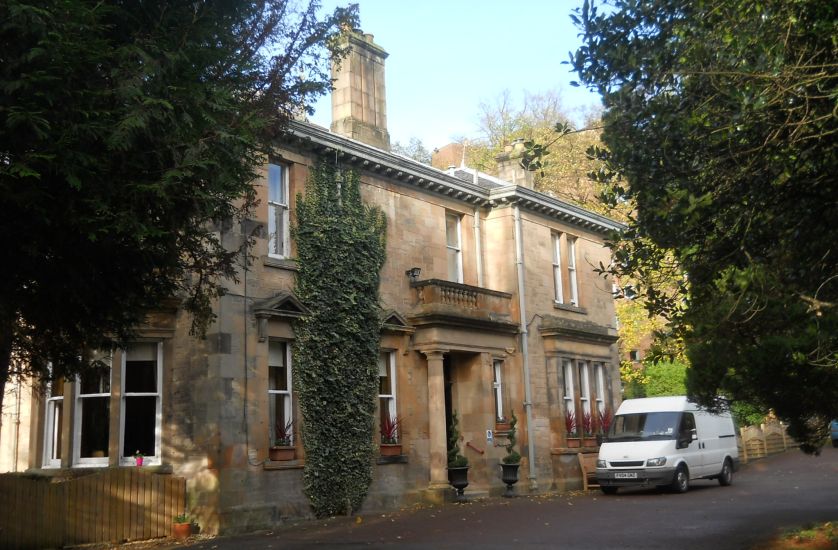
[670,465,689,493]
[718,459,733,486]
[832,439,838,448]
[600,486,618,495]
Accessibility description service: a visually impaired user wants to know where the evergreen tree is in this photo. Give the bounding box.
[0,1,356,421]
[570,0,837,449]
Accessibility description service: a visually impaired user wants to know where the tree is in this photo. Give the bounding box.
[467,90,619,216]
[571,0,838,449]
[0,2,356,423]
[292,161,387,517]
[644,360,688,397]
[392,137,432,165]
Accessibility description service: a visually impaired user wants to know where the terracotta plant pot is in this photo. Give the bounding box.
[495,421,512,432]
[269,446,296,461]
[172,522,191,540]
[583,437,598,448]
[567,437,582,448]
[380,443,402,456]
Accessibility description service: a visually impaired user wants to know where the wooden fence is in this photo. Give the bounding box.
[739,419,795,463]
[0,468,185,549]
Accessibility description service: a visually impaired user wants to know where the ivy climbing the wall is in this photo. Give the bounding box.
[292,160,387,517]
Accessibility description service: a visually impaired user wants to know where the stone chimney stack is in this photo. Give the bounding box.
[495,138,534,188]
[330,31,390,151]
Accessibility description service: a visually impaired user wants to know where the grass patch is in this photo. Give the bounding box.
[759,521,838,549]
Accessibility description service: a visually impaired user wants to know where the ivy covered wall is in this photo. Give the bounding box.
[292,161,387,517]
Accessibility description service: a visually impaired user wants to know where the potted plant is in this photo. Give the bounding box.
[499,410,521,497]
[269,419,295,461]
[598,407,613,445]
[447,411,469,500]
[134,450,143,467]
[380,413,402,456]
[582,411,598,447]
[565,409,581,448]
[172,513,191,540]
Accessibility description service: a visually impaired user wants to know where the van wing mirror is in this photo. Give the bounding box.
[691,429,698,441]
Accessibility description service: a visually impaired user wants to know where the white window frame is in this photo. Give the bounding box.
[567,236,579,306]
[118,342,163,466]
[579,360,591,417]
[378,350,397,430]
[562,359,575,413]
[552,233,564,304]
[73,353,113,468]
[445,211,463,283]
[269,341,294,446]
[268,163,290,259]
[43,374,64,469]
[492,359,505,422]
[594,362,606,415]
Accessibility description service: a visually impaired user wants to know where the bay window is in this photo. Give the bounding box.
[43,376,65,468]
[120,342,162,465]
[74,352,112,466]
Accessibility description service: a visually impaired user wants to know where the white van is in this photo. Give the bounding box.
[596,396,740,494]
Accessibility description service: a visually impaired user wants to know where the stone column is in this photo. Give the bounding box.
[422,350,448,489]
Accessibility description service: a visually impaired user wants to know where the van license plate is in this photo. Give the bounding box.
[614,472,637,479]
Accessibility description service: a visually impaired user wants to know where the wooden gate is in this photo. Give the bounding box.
[0,468,185,549]
[739,419,794,463]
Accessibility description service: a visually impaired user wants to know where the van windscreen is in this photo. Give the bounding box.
[608,412,681,441]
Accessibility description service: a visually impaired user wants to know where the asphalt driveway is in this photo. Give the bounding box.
[174,445,838,550]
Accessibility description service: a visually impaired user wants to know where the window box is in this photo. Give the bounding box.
[269,445,296,461]
[379,443,402,457]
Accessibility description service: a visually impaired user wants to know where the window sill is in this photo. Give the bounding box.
[264,459,304,470]
[263,256,298,271]
[550,446,600,455]
[376,455,408,465]
[29,463,174,477]
[553,302,588,315]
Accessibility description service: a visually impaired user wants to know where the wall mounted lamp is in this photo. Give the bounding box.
[405,267,421,282]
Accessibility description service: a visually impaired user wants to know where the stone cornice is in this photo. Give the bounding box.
[538,315,619,345]
[281,121,489,205]
[488,186,625,234]
[279,121,626,235]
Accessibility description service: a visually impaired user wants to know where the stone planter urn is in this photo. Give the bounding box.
[447,466,470,501]
[500,462,520,497]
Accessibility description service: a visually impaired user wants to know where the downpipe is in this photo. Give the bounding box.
[513,205,537,490]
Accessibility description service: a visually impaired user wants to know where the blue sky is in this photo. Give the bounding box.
[309,0,602,150]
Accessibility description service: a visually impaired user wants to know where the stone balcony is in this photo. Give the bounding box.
[407,279,518,333]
